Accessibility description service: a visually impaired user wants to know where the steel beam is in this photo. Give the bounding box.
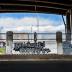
[66,10,71,43]
[70,9,72,43]
[0,0,71,15]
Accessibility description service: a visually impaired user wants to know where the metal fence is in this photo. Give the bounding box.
[0,33,66,40]
[0,33,66,45]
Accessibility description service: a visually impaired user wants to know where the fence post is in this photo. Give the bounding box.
[6,31,13,54]
[56,31,63,54]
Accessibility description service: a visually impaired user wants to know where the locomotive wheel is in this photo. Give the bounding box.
[36,50,40,54]
[46,50,49,53]
[20,48,25,53]
[42,50,45,54]
[33,49,35,54]
[27,48,30,53]
[47,49,50,53]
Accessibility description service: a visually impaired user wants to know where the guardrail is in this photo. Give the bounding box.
[0,33,66,40]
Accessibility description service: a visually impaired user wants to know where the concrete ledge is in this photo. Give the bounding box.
[0,54,72,61]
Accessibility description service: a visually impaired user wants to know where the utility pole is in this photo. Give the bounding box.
[31,25,32,41]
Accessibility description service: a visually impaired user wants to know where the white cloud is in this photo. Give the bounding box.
[16,26,24,31]
[44,24,65,33]
[0,17,17,27]
[0,16,65,33]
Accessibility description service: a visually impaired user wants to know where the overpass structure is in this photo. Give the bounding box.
[0,0,71,15]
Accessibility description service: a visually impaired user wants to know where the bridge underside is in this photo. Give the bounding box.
[0,0,72,15]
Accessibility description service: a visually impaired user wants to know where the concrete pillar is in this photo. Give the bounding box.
[70,9,72,43]
[56,31,63,54]
[66,10,71,43]
[6,31,13,54]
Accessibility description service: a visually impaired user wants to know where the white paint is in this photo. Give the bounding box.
[6,40,13,54]
[57,43,63,54]
[63,41,72,55]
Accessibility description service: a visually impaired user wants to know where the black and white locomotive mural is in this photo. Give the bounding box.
[13,32,51,54]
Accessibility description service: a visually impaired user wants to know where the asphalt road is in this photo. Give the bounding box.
[0,60,72,72]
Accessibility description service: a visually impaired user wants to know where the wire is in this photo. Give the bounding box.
[62,15,66,26]
[62,15,66,35]
[36,13,39,33]
[35,4,39,33]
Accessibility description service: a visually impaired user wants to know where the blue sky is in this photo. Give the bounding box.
[0,13,64,21]
[0,13,66,33]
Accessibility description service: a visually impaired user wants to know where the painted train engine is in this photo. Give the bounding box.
[13,32,51,54]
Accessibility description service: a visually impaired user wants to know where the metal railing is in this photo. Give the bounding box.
[0,33,66,41]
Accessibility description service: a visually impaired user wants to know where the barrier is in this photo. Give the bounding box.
[56,31,63,54]
[6,31,13,54]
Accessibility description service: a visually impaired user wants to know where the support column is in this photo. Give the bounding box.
[56,31,63,54]
[66,10,71,43]
[70,9,72,43]
[6,31,13,54]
